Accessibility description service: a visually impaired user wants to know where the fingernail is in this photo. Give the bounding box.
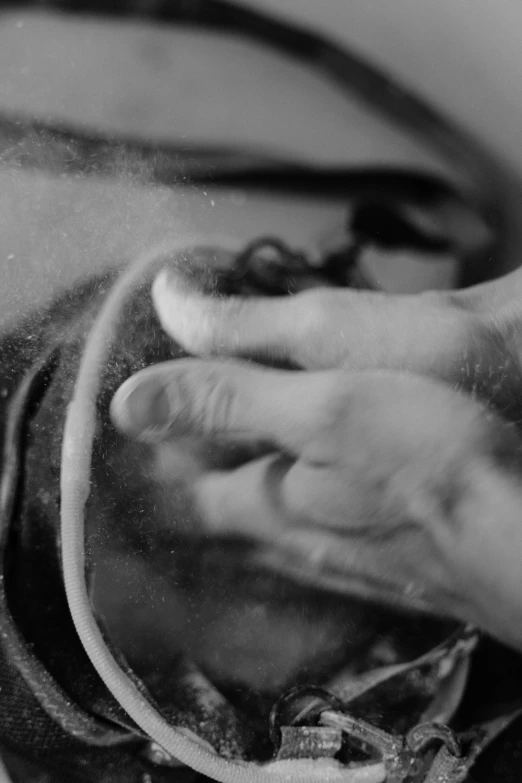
[111,377,172,439]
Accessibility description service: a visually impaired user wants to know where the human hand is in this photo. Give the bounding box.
[110,264,522,650]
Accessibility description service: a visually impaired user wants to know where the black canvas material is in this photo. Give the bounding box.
[0,257,522,782]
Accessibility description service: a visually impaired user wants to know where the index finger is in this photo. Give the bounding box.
[152,266,477,376]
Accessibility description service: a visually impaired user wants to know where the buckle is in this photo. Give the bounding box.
[267,627,520,782]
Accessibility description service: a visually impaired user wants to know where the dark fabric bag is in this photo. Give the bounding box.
[0,245,522,782]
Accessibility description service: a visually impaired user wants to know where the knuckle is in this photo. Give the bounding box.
[290,289,356,367]
[300,372,351,463]
[318,374,350,429]
[283,464,314,518]
[298,288,335,328]
[213,296,249,352]
[193,366,238,435]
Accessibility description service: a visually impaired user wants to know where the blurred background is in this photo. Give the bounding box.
[2,0,522,326]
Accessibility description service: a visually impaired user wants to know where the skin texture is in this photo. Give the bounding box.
[111,263,522,652]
